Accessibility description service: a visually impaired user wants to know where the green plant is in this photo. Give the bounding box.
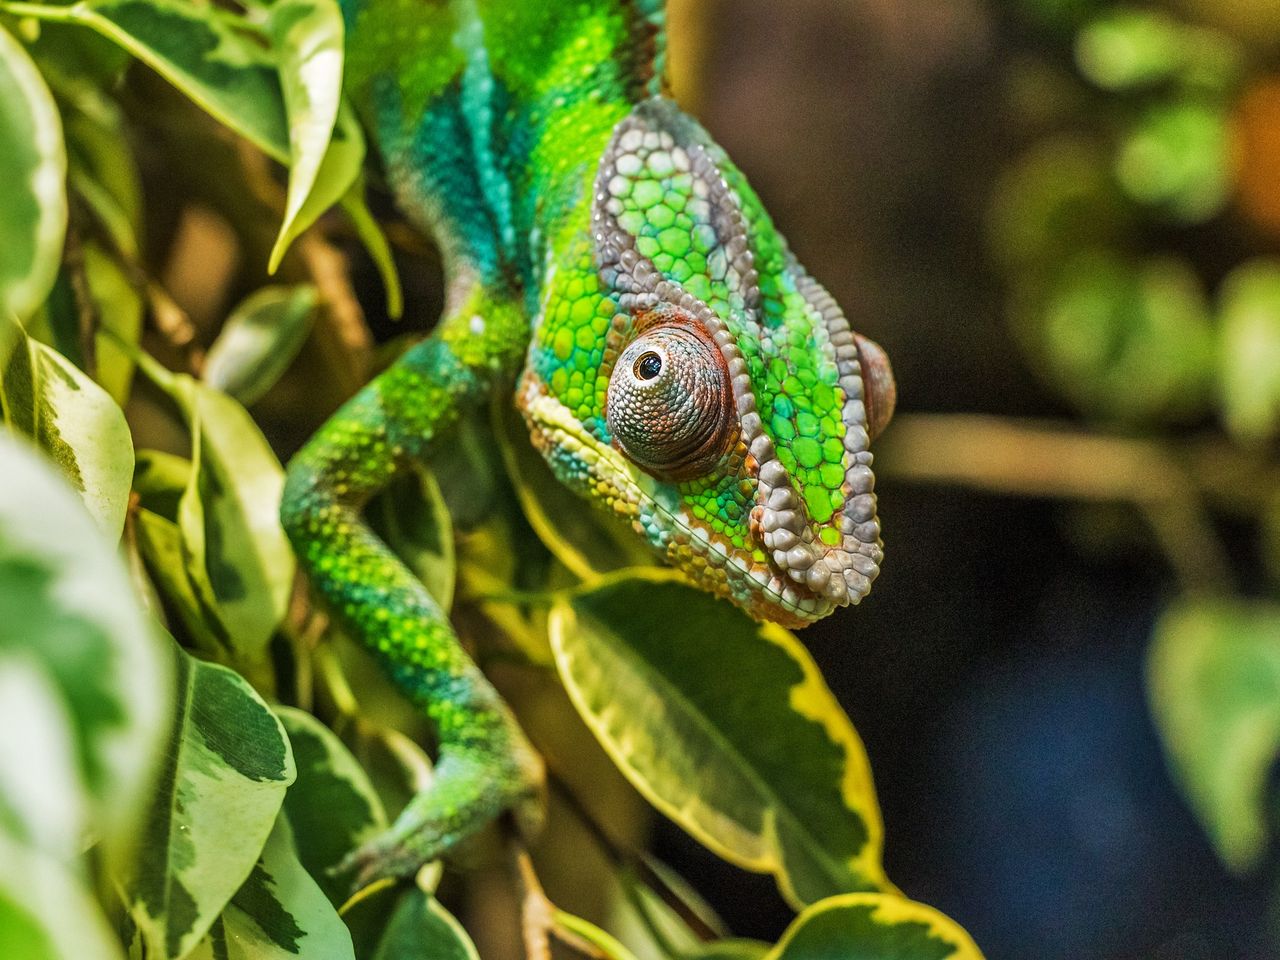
[0,3,983,958]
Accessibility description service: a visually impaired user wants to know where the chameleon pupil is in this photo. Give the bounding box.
[636,352,663,381]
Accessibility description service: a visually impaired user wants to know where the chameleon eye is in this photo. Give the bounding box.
[606,323,736,480]
[635,351,663,381]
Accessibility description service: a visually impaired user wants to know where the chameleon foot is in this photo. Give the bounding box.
[339,745,545,890]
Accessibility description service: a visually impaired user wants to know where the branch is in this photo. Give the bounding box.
[146,282,206,376]
[507,832,610,960]
[874,414,1261,594]
[295,231,375,393]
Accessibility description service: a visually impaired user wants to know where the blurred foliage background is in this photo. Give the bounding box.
[5,0,1280,957]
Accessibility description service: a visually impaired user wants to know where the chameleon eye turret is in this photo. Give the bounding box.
[606,317,736,479]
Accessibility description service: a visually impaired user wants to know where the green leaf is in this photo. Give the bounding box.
[133,441,268,660]
[0,833,126,960]
[265,0,355,270]
[549,570,888,908]
[1030,251,1214,423]
[372,889,479,960]
[0,433,169,859]
[59,80,143,258]
[186,816,355,960]
[134,448,191,514]
[123,648,296,960]
[137,353,295,657]
[369,468,455,612]
[608,857,730,960]
[84,243,143,405]
[987,137,1127,275]
[277,100,364,267]
[765,894,984,960]
[688,941,770,960]
[276,707,386,905]
[1217,260,1280,444]
[1115,100,1230,223]
[339,181,403,319]
[1,316,134,538]
[0,23,66,321]
[1075,10,1188,90]
[2,0,290,159]
[1148,598,1280,873]
[204,284,318,406]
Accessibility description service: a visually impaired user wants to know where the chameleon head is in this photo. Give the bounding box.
[519,98,895,629]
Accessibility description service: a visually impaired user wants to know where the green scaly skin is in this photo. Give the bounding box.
[281,0,896,888]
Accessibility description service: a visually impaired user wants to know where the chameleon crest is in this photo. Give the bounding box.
[521,99,894,628]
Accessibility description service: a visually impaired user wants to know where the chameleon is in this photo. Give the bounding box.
[280,0,897,888]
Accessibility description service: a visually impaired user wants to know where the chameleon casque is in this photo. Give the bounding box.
[280,0,896,886]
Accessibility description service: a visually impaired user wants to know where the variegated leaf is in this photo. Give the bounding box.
[549,570,887,907]
[766,894,984,960]
[1,316,134,538]
[137,353,295,658]
[0,23,66,321]
[186,816,354,960]
[276,707,386,905]
[0,433,167,860]
[123,650,296,960]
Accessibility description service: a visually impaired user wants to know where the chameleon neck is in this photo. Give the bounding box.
[340,0,665,304]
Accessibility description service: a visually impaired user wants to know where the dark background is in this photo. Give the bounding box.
[641,1,1276,956]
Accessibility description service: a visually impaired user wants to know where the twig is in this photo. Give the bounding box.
[875,413,1246,595]
[147,282,206,376]
[510,838,554,960]
[543,769,718,943]
[507,831,611,960]
[297,231,374,394]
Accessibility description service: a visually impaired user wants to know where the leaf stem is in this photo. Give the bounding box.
[875,413,1251,595]
[543,767,720,943]
[507,831,618,960]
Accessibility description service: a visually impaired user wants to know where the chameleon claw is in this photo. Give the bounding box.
[336,746,546,893]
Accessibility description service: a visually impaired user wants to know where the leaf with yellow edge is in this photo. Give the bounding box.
[265,0,350,272]
[549,570,887,908]
[766,894,984,960]
[0,22,66,322]
[555,910,641,960]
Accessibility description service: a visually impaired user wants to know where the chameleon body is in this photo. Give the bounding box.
[281,0,896,885]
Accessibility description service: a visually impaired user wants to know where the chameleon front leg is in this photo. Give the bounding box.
[281,293,543,888]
